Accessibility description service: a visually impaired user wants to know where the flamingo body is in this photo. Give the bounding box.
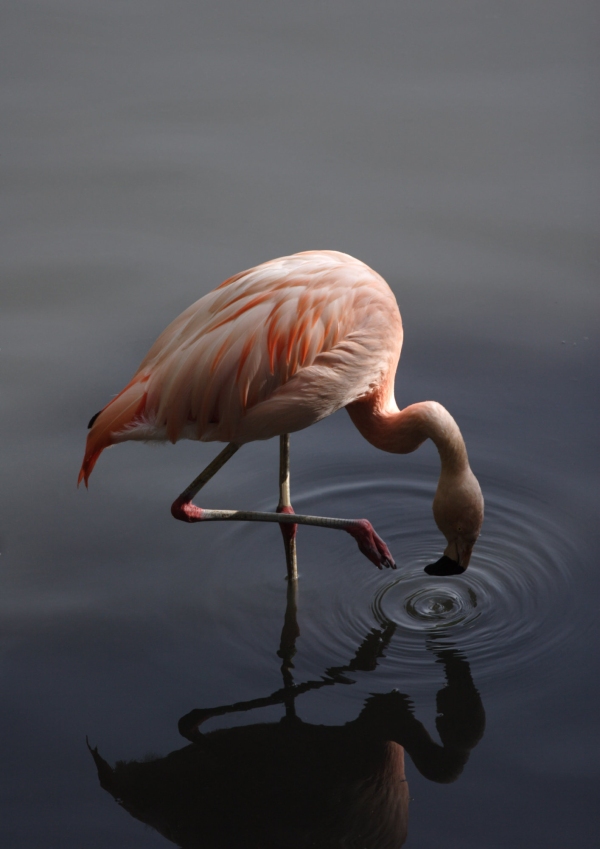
[80,251,402,484]
[80,250,483,573]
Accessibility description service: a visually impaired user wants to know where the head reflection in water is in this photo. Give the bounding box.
[89,583,485,848]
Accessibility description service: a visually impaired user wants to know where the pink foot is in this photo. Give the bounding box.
[171,496,204,523]
[276,504,298,543]
[346,519,396,570]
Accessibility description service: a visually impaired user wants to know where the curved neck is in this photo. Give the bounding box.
[346,394,470,475]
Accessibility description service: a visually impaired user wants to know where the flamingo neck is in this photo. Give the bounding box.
[346,392,469,475]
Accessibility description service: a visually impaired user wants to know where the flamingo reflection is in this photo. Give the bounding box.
[89,580,485,848]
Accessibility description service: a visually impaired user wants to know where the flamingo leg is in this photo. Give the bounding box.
[171,442,240,517]
[171,442,395,571]
[277,434,298,582]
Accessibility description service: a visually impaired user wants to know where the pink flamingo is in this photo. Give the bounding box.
[79,251,483,579]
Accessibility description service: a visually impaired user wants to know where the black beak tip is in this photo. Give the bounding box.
[424,555,466,577]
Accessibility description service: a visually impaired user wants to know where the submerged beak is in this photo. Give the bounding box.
[424,554,464,576]
[424,537,476,576]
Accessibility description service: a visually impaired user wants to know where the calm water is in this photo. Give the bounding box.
[1,2,599,846]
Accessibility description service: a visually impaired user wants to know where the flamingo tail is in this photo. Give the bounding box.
[78,377,148,487]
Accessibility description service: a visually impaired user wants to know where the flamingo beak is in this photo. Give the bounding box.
[424,554,465,576]
[424,537,476,576]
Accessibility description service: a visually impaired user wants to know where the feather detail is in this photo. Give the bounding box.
[79,250,403,477]
[78,376,149,486]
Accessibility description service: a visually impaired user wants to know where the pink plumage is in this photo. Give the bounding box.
[79,251,402,485]
[80,249,484,575]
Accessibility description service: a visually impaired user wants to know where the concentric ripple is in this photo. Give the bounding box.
[209,468,582,696]
[285,473,580,691]
[399,582,479,629]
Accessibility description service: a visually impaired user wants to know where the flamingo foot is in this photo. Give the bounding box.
[346,520,396,570]
[171,496,204,523]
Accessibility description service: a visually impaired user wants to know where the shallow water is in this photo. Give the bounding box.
[1,2,599,847]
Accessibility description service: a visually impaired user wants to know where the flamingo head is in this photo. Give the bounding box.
[426,466,484,575]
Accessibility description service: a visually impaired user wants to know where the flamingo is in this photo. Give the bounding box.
[79,251,483,578]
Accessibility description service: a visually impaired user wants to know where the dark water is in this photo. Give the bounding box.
[1,2,599,846]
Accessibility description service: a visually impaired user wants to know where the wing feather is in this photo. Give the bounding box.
[147,252,398,443]
[83,251,401,464]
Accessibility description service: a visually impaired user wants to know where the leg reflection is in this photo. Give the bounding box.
[277,573,299,720]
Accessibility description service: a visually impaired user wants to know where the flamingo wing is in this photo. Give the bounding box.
[79,251,401,484]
